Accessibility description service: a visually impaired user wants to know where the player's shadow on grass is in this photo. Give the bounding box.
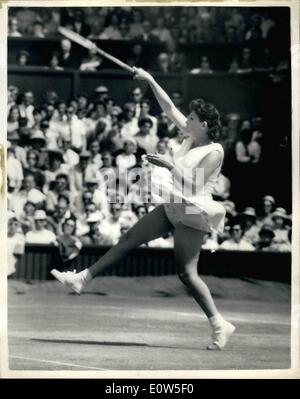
[31,338,201,351]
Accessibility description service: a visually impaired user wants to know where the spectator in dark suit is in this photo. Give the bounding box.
[58,38,78,68]
[72,9,91,37]
[134,20,159,44]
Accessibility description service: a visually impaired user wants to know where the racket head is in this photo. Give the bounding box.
[58,26,96,51]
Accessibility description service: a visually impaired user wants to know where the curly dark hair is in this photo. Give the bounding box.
[189,99,221,141]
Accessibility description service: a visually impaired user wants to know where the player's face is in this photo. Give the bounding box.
[186,111,207,139]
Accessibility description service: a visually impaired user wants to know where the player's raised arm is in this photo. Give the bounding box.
[132,67,188,134]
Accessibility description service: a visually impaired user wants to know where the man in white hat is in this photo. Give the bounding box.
[271,207,290,246]
[25,210,57,244]
[80,212,113,246]
[241,207,260,245]
[258,195,276,226]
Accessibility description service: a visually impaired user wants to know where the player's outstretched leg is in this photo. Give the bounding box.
[51,205,172,294]
[173,222,235,350]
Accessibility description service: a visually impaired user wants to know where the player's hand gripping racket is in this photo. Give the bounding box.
[58,26,135,74]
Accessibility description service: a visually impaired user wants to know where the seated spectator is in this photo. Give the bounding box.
[25,210,57,244]
[72,9,91,37]
[99,202,123,244]
[151,17,174,49]
[156,139,172,162]
[257,195,276,226]
[225,7,245,40]
[23,149,45,190]
[69,150,105,196]
[102,13,122,40]
[245,14,264,44]
[100,151,117,194]
[128,9,144,39]
[44,9,61,36]
[8,17,22,37]
[255,224,277,251]
[219,223,255,251]
[155,53,171,74]
[19,201,36,234]
[168,42,187,73]
[80,212,114,246]
[58,38,78,69]
[120,102,139,139]
[135,118,158,154]
[44,149,69,186]
[7,106,20,135]
[56,218,82,270]
[134,204,147,220]
[57,105,86,151]
[271,207,290,246]
[168,127,186,155]
[61,137,80,169]
[126,43,145,68]
[74,178,109,217]
[47,194,75,235]
[116,137,138,172]
[18,91,35,128]
[190,56,214,74]
[240,207,260,245]
[28,132,48,169]
[7,216,26,277]
[79,48,103,71]
[88,140,103,168]
[10,173,46,218]
[40,120,60,150]
[17,50,30,67]
[129,87,143,118]
[46,173,70,213]
[134,20,159,43]
[48,52,64,71]
[118,20,130,40]
[139,99,158,136]
[224,25,242,44]
[7,147,24,191]
[237,48,253,73]
[202,232,219,251]
[32,20,45,38]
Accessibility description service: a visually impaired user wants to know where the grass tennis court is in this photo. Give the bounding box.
[8,276,291,370]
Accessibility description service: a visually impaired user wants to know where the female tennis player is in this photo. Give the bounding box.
[51,67,235,350]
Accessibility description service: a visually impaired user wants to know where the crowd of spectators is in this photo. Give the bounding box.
[7,82,292,276]
[8,7,288,74]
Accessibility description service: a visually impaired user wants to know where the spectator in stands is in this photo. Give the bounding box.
[80,212,114,246]
[139,99,158,136]
[8,17,22,37]
[224,26,241,44]
[127,43,145,68]
[17,50,29,66]
[7,106,20,135]
[168,42,187,73]
[224,7,245,40]
[25,210,57,244]
[129,87,143,118]
[46,173,70,213]
[134,20,159,43]
[245,14,263,44]
[44,149,69,185]
[237,48,253,73]
[14,8,38,34]
[59,38,78,68]
[190,56,214,74]
[255,224,277,251]
[156,52,170,74]
[258,195,276,226]
[219,223,255,251]
[100,151,117,193]
[72,9,91,37]
[44,9,61,36]
[116,137,137,172]
[7,147,24,192]
[88,140,102,168]
[18,91,35,128]
[271,208,290,247]
[118,20,130,41]
[57,105,86,151]
[135,118,158,154]
[47,194,75,235]
[56,218,82,270]
[134,205,147,220]
[19,201,36,234]
[41,120,60,150]
[168,127,186,155]
[128,9,144,39]
[74,177,109,217]
[32,20,45,38]
[7,130,27,168]
[7,216,25,277]
[79,48,103,71]
[102,13,122,40]
[120,102,139,138]
[99,203,123,244]
[48,52,64,70]
[240,207,260,245]
[151,17,174,49]
[10,172,46,217]
[61,137,80,168]
[23,149,45,190]
[212,172,231,201]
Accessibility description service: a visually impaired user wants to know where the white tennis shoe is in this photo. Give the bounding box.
[50,269,86,295]
[207,321,236,350]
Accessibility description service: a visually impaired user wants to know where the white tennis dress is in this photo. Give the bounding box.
[151,138,226,233]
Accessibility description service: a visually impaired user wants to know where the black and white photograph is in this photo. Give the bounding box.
[1,0,299,377]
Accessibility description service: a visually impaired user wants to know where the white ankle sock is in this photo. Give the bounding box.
[79,268,93,282]
[208,313,227,330]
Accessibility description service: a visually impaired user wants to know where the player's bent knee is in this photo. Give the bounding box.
[178,270,195,285]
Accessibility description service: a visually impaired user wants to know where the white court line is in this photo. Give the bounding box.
[9,355,108,371]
